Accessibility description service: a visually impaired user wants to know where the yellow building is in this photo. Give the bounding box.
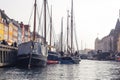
[0,11,4,41]
[0,22,4,41]
[8,22,13,45]
[0,12,2,23]
[4,24,8,41]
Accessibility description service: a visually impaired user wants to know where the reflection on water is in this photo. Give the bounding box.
[0,60,120,80]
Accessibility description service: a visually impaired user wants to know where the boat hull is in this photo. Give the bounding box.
[60,56,80,64]
[47,60,59,64]
[17,41,48,68]
[47,51,60,64]
[17,54,47,68]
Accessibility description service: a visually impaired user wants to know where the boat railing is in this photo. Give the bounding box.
[0,44,18,50]
[0,44,18,67]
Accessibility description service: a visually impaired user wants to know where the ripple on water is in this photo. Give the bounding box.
[0,60,120,80]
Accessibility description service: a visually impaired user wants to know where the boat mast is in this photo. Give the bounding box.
[67,10,69,53]
[49,6,52,51]
[33,0,37,41]
[28,0,37,69]
[119,9,120,20]
[61,17,63,52]
[71,0,73,53]
[44,0,47,43]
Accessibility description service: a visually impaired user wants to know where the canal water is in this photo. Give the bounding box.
[0,60,120,80]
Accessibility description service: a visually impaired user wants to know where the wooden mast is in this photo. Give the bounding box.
[44,0,47,43]
[67,10,69,53]
[33,0,37,41]
[49,6,52,51]
[119,9,120,20]
[71,0,73,53]
[28,0,37,69]
[61,17,63,52]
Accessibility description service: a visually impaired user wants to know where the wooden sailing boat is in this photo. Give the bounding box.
[17,0,48,68]
[47,6,60,64]
[60,0,80,64]
[60,12,75,64]
[70,0,81,64]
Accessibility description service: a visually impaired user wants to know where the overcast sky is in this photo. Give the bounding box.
[0,0,120,49]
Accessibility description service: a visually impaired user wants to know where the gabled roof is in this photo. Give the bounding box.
[0,9,11,24]
[11,19,20,27]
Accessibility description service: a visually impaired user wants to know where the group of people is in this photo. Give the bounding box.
[0,40,17,47]
[59,51,80,57]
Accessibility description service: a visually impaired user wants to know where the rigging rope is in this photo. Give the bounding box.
[46,1,58,47]
[38,2,44,35]
[74,21,79,51]
[46,1,51,43]
[28,7,34,25]
[46,1,51,20]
